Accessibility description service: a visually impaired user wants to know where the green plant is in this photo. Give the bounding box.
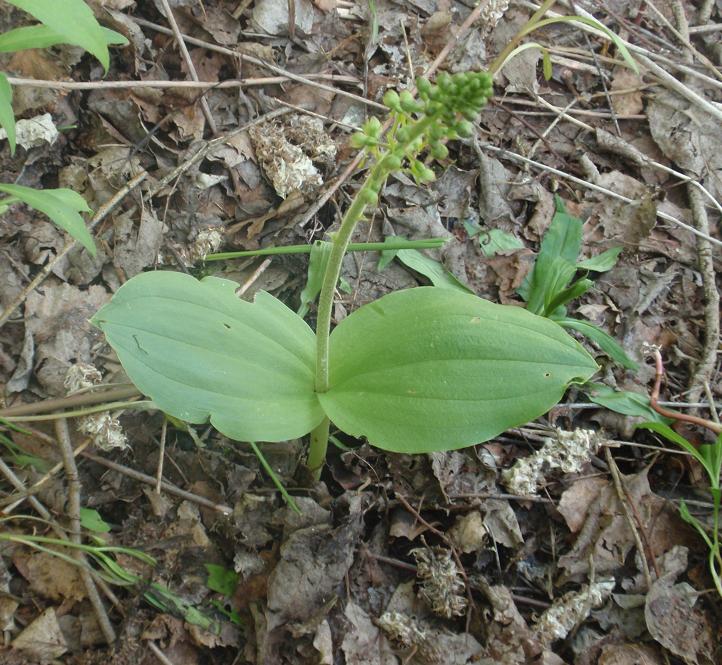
[0,0,127,254]
[518,196,638,370]
[91,71,598,481]
[90,4,642,480]
[640,423,722,596]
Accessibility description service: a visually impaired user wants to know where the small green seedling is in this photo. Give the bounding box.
[0,0,127,254]
[92,71,598,480]
[519,196,637,370]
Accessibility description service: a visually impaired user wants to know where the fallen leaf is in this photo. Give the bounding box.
[12,608,67,661]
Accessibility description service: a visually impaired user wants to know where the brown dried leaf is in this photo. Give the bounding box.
[645,577,715,665]
[610,67,644,116]
[558,477,607,533]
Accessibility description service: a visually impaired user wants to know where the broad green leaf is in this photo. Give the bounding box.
[478,228,525,257]
[6,0,112,71]
[0,184,95,254]
[91,271,324,442]
[525,255,576,315]
[80,507,111,534]
[576,247,623,272]
[319,287,598,453]
[0,24,127,52]
[544,277,592,316]
[558,318,638,369]
[298,239,332,318]
[396,249,473,293]
[0,72,15,154]
[586,383,667,422]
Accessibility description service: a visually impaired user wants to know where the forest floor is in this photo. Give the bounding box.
[0,1,721,664]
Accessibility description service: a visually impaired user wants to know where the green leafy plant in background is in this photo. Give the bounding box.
[0,0,127,254]
[518,196,638,370]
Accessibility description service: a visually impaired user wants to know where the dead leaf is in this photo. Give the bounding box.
[648,89,722,199]
[558,469,691,581]
[611,67,644,116]
[12,607,67,661]
[558,477,608,533]
[252,0,316,36]
[599,643,663,665]
[341,602,397,665]
[24,281,109,396]
[645,576,715,665]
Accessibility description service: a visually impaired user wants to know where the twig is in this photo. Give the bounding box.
[81,452,233,514]
[0,171,148,330]
[697,0,716,25]
[1,438,92,513]
[604,447,655,590]
[236,258,272,296]
[519,1,722,124]
[685,165,720,407]
[55,419,116,644]
[130,17,385,110]
[147,641,176,665]
[158,0,217,134]
[645,0,722,81]
[0,386,140,417]
[479,143,722,247]
[155,419,167,495]
[6,74,363,91]
[649,348,721,434]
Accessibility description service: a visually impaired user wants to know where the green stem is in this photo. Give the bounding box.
[488,0,556,75]
[307,416,330,479]
[204,237,447,261]
[314,114,436,394]
[306,114,437,480]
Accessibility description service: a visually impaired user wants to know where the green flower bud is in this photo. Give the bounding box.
[350,132,368,149]
[384,154,403,171]
[419,166,436,183]
[429,123,446,140]
[360,188,378,205]
[383,90,402,112]
[455,120,474,138]
[399,90,419,113]
[396,127,410,143]
[364,116,382,137]
[436,72,451,90]
[416,77,432,97]
[430,142,449,159]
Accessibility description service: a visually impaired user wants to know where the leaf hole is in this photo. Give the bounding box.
[544,372,551,377]
[223,323,231,329]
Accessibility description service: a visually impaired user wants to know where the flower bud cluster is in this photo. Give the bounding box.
[349,71,493,186]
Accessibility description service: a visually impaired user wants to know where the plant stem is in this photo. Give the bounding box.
[204,237,447,261]
[307,416,330,478]
[307,114,436,480]
[314,115,436,394]
[488,0,557,76]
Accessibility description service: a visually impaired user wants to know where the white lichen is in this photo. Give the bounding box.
[501,428,604,496]
[64,364,128,451]
[411,547,467,618]
[534,579,615,645]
